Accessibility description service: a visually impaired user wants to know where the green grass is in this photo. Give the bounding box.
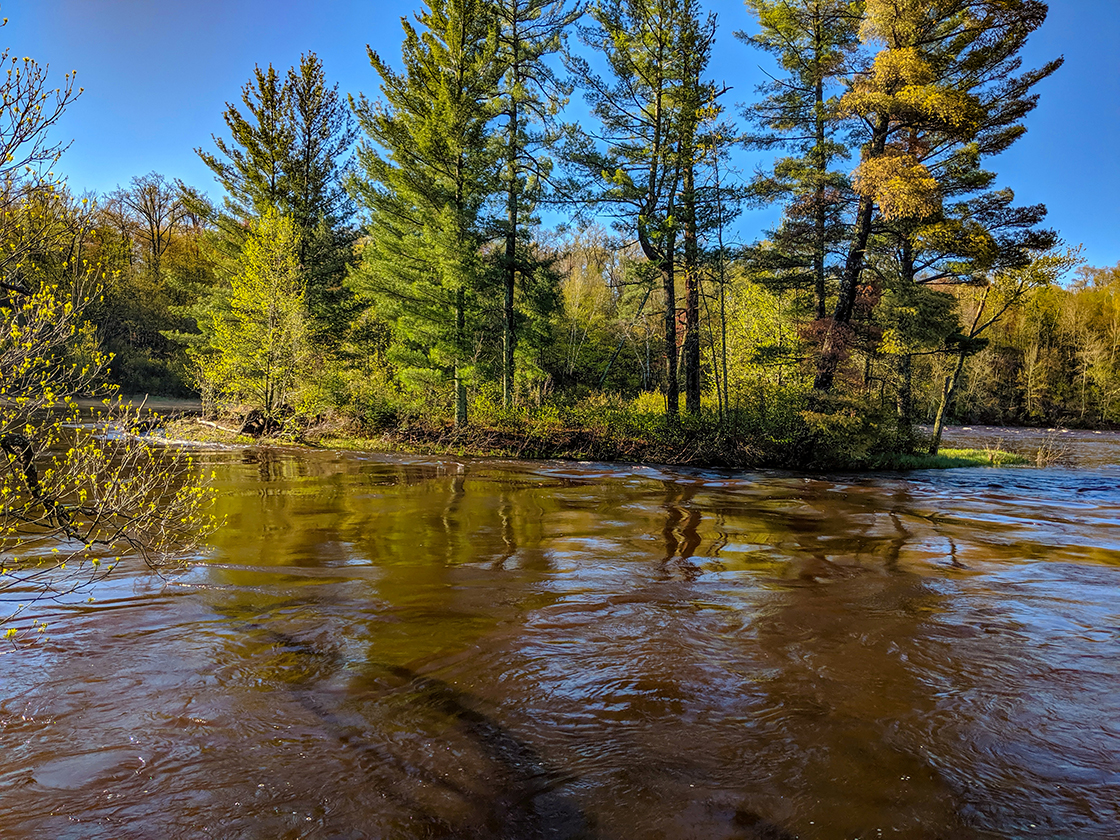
[875,448,1028,470]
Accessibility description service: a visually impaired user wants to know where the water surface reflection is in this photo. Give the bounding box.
[1,444,1118,838]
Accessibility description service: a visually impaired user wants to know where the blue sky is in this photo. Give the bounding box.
[5,0,1118,269]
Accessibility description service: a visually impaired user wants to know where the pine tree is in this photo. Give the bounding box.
[674,0,717,415]
[814,0,1061,391]
[567,0,699,420]
[493,0,581,406]
[836,2,1060,436]
[738,0,861,321]
[284,53,358,332]
[349,0,500,426]
[195,55,356,333]
[198,65,293,221]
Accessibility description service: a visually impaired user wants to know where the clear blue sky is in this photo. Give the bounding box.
[5,0,1118,269]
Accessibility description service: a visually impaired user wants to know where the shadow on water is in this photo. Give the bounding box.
[247,623,598,840]
[224,615,801,840]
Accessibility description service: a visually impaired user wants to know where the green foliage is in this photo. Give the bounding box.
[566,0,721,419]
[877,448,1027,470]
[196,54,358,337]
[76,172,229,396]
[492,0,581,405]
[349,0,501,426]
[929,260,1120,427]
[739,0,861,318]
[198,63,293,219]
[792,396,895,469]
[34,0,1098,471]
[802,0,1061,391]
[192,208,310,421]
[877,279,962,355]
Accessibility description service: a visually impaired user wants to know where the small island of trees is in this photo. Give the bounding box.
[9,0,1119,486]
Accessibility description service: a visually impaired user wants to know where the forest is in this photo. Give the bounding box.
[17,0,1119,468]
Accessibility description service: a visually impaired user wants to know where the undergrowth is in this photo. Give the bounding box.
[162,391,1034,472]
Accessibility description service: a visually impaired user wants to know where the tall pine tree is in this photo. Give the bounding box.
[814,0,1060,391]
[674,0,717,415]
[738,0,861,322]
[494,0,581,406]
[195,55,356,334]
[284,53,359,333]
[568,0,698,420]
[198,64,293,221]
[349,0,500,426]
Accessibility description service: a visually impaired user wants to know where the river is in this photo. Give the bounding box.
[1,427,1118,839]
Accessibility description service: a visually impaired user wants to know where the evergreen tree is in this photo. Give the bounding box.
[349,0,500,426]
[841,2,1059,435]
[814,0,1060,391]
[493,0,581,406]
[871,182,1056,439]
[198,64,293,221]
[737,0,861,321]
[284,53,359,332]
[567,0,699,420]
[195,55,356,333]
[674,0,717,415]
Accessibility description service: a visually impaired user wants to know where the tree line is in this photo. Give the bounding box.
[32,0,1118,464]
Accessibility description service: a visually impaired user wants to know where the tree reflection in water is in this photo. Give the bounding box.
[0,449,1117,838]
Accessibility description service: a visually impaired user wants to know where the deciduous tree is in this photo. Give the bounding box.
[0,41,213,631]
[192,208,308,423]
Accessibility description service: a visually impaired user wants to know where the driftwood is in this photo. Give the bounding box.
[197,419,241,435]
[191,411,281,438]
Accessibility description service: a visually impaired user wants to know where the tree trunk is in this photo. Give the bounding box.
[813,12,827,321]
[931,285,993,453]
[637,199,678,422]
[455,286,467,427]
[813,115,890,392]
[929,351,967,454]
[504,170,517,407]
[896,352,913,447]
[683,156,700,415]
[712,149,729,420]
[895,242,917,446]
[663,238,679,421]
[503,28,520,409]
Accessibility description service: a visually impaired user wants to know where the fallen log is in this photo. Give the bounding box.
[197,419,241,435]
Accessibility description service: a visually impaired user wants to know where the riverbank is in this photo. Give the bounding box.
[158,415,1029,471]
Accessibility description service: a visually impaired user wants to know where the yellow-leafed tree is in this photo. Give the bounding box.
[193,207,308,424]
[813,0,1059,392]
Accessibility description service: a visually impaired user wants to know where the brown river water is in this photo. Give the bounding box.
[1,426,1118,839]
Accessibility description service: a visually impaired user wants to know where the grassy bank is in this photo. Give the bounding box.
[873,448,1028,470]
[159,404,1030,471]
